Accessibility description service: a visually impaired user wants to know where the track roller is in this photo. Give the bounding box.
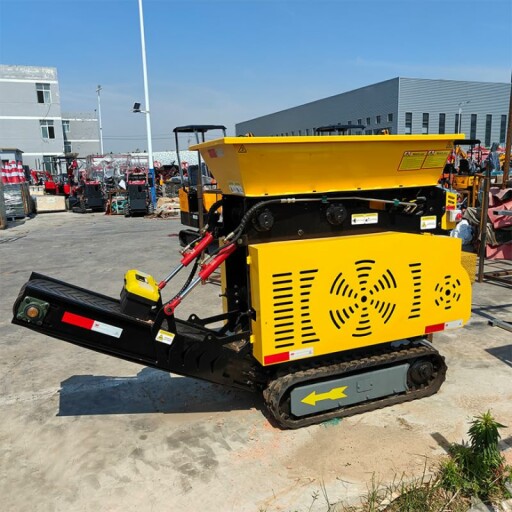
[263,340,446,429]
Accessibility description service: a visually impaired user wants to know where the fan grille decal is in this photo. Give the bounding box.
[329,260,398,337]
[434,275,462,310]
[272,272,294,348]
[408,262,422,319]
[272,269,319,349]
[299,269,320,344]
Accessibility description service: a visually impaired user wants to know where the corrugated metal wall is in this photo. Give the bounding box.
[398,78,508,144]
[237,77,509,146]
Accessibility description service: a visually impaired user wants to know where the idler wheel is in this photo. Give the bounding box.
[408,359,434,386]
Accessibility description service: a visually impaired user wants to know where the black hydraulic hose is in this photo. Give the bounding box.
[205,192,423,259]
[226,198,283,242]
[206,198,284,258]
[182,199,224,252]
[169,257,200,304]
[206,199,223,230]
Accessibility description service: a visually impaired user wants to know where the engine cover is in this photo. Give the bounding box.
[248,232,472,366]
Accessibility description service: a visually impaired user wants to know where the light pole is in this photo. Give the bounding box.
[136,0,156,206]
[457,100,470,134]
[96,85,104,155]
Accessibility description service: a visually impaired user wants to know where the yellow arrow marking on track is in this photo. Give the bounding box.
[301,386,348,407]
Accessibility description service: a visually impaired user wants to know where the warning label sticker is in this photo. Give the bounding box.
[92,321,123,338]
[156,329,175,345]
[420,215,437,230]
[399,151,427,171]
[290,348,314,360]
[423,150,451,168]
[351,213,379,225]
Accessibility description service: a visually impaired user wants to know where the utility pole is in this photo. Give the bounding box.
[96,85,104,155]
[137,0,156,206]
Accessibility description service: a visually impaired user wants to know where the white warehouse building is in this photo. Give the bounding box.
[0,64,100,172]
[236,77,509,148]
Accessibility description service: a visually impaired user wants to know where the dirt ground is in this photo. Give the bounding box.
[0,212,511,512]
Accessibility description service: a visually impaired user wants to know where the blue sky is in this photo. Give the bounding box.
[1,0,511,152]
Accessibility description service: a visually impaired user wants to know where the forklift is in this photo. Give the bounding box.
[12,134,472,429]
[173,125,226,247]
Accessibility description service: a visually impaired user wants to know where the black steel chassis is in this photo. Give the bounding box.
[12,273,263,392]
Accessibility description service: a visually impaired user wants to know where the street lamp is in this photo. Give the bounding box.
[96,85,104,155]
[135,0,156,207]
[457,100,471,134]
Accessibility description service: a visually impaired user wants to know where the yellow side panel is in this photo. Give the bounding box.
[191,134,458,197]
[178,188,189,213]
[248,232,472,366]
[203,190,222,211]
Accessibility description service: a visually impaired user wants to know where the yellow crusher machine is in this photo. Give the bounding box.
[13,135,473,428]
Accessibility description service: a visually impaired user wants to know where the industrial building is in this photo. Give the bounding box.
[236,77,509,147]
[0,64,100,172]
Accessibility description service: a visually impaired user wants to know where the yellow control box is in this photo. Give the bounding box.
[120,270,160,320]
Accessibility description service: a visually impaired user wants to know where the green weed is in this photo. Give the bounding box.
[439,410,512,503]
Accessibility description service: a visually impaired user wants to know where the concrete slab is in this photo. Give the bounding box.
[1,212,511,512]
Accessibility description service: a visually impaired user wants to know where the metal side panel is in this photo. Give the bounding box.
[248,232,472,366]
[290,364,409,417]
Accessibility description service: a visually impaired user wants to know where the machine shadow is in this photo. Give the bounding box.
[58,367,261,417]
[471,303,512,320]
[485,345,512,368]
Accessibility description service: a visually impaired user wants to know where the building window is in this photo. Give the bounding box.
[62,120,70,134]
[470,114,477,140]
[305,128,310,136]
[455,114,460,133]
[36,83,51,104]
[348,120,352,125]
[405,112,412,134]
[40,120,55,139]
[422,113,429,134]
[42,156,54,173]
[64,141,72,153]
[485,114,492,147]
[366,117,371,126]
[438,113,446,134]
[387,113,393,122]
[500,115,507,143]
[376,115,381,124]
[357,118,362,125]
[365,129,372,135]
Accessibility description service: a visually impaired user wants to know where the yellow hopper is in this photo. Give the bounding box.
[190,134,458,197]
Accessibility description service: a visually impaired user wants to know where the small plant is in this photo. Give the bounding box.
[338,467,470,512]
[439,410,512,504]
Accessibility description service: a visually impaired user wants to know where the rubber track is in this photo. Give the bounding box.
[263,341,446,429]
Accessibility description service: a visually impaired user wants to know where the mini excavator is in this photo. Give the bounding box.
[12,134,473,429]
